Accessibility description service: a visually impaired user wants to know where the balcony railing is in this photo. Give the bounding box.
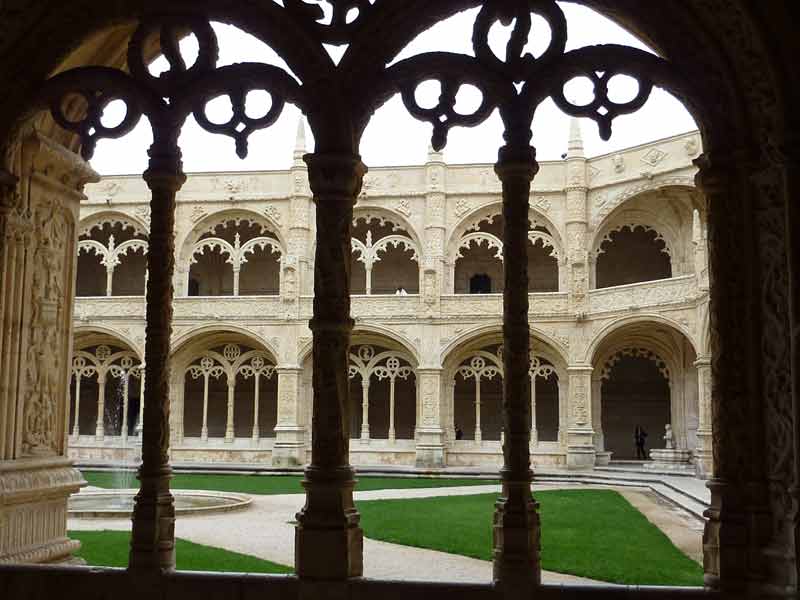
[73,277,701,324]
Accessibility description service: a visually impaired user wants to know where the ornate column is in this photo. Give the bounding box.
[273,366,305,466]
[695,153,771,593]
[360,378,370,441]
[94,373,106,441]
[491,139,540,591]
[295,153,364,580]
[287,117,312,300]
[422,144,446,312]
[415,368,445,467]
[225,378,236,443]
[694,357,713,477]
[564,119,590,316]
[128,135,186,572]
[0,133,91,565]
[566,365,595,469]
[591,376,604,451]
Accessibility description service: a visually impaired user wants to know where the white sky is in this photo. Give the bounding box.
[90,3,697,175]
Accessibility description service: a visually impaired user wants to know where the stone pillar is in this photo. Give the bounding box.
[137,371,145,437]
[474,376,482,443]
[415,368,445,467]
[566,365,595,469]
[224,379,235,443]
[694,357,713,478]
[295,153,364,580]
[359,378,370,441]
[273,367,305,466]
[128,136,186,572]
[529,375,538,446]
[200,373,209,442]
[94,374,106,441]
[695,154,771,593]
[288,117,312,300]
[591,376,604,451]
[71,374,81,439]
[251,372,261,442]
[388,376,396,442]
[0,132,94,564]
[491,140,541,592]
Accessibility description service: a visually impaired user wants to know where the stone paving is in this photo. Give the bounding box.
[68,481,703,584]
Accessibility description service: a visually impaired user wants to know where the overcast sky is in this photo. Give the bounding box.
[90,2,697,175]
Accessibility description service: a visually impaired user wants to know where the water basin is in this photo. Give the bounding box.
[68,489,252,518]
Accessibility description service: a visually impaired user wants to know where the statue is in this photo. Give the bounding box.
[663,424,674,450]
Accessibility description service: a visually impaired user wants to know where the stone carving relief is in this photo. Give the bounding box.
[264,204,282,225]
[640,148,667,167]
[395,199,411,217]
[454,198,470,217]
[23,200,72,456]
[612,154,625,174]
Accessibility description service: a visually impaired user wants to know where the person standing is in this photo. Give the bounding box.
[634,425,648,460]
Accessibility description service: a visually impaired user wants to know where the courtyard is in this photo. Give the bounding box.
[69,471,703,586]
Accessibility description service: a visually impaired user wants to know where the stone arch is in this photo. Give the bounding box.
[170,327,277,443]
[585,313,700,364]
[592,179,697,229]
[589,316,700,460]
[69,330,143,439]
[76,210,149,296]
[177,208,285,296]
[73,325,143,360]
[78,210,149,237]
[447,201,564,266]
[351,206,421,295]
[440,323,569,375]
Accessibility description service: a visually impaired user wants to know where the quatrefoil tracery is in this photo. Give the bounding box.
[42,16,303,161]
[42,3,675,169]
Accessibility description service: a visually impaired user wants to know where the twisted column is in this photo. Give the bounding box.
[295,153,365,579]
[129,137,185,572]
[492,141,540,592]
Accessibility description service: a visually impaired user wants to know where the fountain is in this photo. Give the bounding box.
[69,373,252,519]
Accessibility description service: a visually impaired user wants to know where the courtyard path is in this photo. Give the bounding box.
[68,483,602,584]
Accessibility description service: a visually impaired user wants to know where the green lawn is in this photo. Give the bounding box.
[357,489,703,586]
[80,470,497,495]
[70,530,292,574]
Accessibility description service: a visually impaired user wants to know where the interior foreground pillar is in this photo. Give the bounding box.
[129,139,185,571]
[295,153,365,579]
[492,142,541,593]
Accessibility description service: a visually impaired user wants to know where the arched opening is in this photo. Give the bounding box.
[181,341,277,443]
[76,219,148,297]
[453,212,559,293]
[595,225,671,288]
[348,343,417,442]
[600,353,670,460]
[188,217,282,296]
[350,214,419,295]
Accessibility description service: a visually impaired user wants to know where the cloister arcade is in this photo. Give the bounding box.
[0,1,796,598]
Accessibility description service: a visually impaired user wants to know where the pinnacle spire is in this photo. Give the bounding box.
[293,115,307,162]
[567,117,584,158]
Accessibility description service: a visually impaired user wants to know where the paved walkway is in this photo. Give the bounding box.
[68,481,702,584]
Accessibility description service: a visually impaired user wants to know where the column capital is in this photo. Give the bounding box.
[566,364,594,373]
[495,144,538,180]
[416,367,443,376]
[304,152,366,201]
[694,356,712,368]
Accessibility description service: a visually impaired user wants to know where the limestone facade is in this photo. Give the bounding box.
[68,124,711,473]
